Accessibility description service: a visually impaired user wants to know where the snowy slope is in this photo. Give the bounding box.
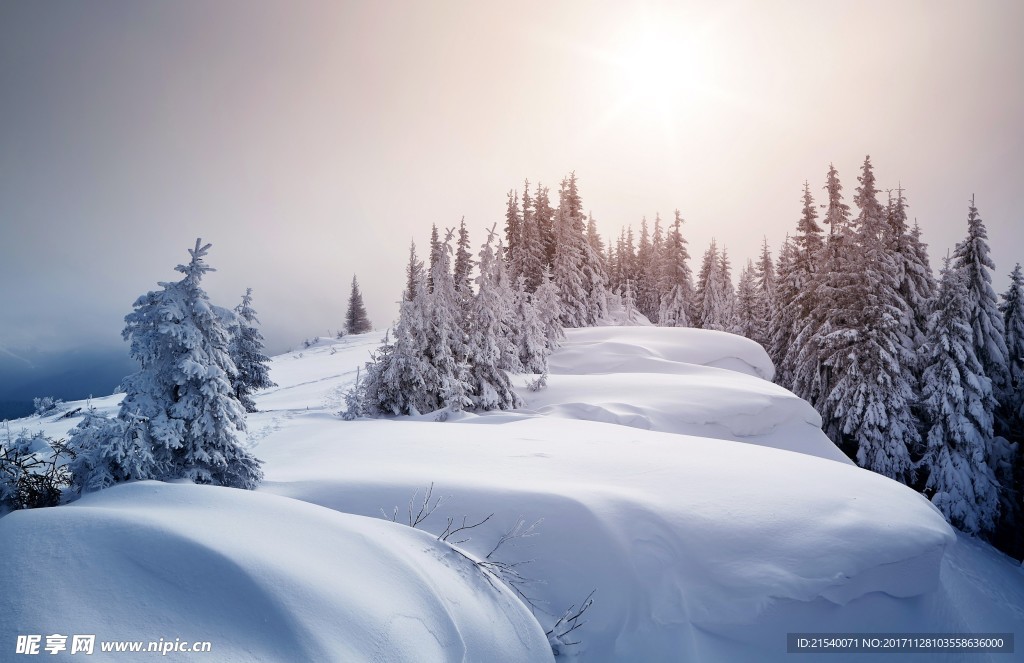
[0,481,553,662]
[3,328,1023,663]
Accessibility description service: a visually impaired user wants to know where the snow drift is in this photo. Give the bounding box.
[0,481,553,662]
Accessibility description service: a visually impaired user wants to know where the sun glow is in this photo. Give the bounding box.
[612,29,711,110]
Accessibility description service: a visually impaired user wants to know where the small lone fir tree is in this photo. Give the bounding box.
[345,275,373,335]
[231,288,277,413]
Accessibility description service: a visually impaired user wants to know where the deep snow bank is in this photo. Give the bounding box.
[0,481,553,663]
[257,415,956,660]
[522,326,849,464]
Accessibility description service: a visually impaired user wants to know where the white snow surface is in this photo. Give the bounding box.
[0,480,552,662]
[4,327,1024,662]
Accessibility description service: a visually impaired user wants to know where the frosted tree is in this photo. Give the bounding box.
[517,180,546,293]
[774,181,827,386]
[768,236,799,386]
[657,211,693,327]
[751,238,775,349]
[635,217,659,321]
[534,266,565,350]
[113,239,262,489]
[403,239,424,301]
[359,277,431,417]
[428,223,442,292]
[794,180,824,274]
[1001,264,1024,428]
[734,261,759,339]
[466,228,523,410]
[718,248,737,331]
[453,217,475,295]
[504,189,521,275]
[621,279,640,324]
[534,183,556,269]
[513,275,549,373]
[952,196,1010,403]
[693,239,733,331]
[887,188,936,349]
[919,261,1000,534]
[424,230,473,412]
[818,157,920,481]
[230,288,276,413]
[345,275,373,335]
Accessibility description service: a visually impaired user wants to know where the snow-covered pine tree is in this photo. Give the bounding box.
[919,260,1000,534]
[774,182,826,385]
[518,180,546,293]
[231,288,276,413]
[694,239,733,331]
[888,188,936,349]
[718,247,737,332]
[534,183,556,270]
[504,189,521,277]
[581,212,610,325]
[768,235,799,387]
[1002,263,1024,431]
[996,263,1024,555]
[466,227,523,410]
[453,217,474,295]
[734,260,758,339]
[513,274,549,374]
[622,278,640,324]
[752,237,775,349]
[535,265,565,350]
[424,230,473,412]
[345,275,373,335]
[117,239,262,489]
[635,217,659,321]
[693,239,718,328]
[428,223,442,292]
[657,210,693,327]
[404,239,424,301]
[819,157,920,481]
[552,176,592,328]
[952,195,1010,408]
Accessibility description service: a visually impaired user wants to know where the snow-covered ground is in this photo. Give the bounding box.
[3,327,1023,661]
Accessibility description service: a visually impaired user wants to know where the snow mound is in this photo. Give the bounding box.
[550,326,775,380]
[525,326,847,463]
[0,481,552,663]
[257,415,956,659]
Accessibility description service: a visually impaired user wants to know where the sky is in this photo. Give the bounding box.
[1,0,1022,405]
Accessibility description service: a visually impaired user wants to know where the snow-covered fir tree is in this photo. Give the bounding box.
[657,210,693,327]
[751,237,775,349]
[358,278,431,417]
[230,288,276,413]
[818,157,919,482]
[534,265,565,349]
[517,179,546,293]
[504,189,521,273]
[534,183,556,270]
[466,228,523,410]
[404,239,424,301]
[1001,263,1024,431]
[75,239,263,491]
[952,196,1010,407]
[345,275,373,335]
[919,260,1000,534]
[423,230,473,412]
[512,274,549,374]
[453,217,475,295]
[734,260,758,339]
[693,239,734,331]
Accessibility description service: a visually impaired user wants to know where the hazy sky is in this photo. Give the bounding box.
[1,1,1022,396]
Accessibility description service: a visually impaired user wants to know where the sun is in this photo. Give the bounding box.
[611,28,709,110]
